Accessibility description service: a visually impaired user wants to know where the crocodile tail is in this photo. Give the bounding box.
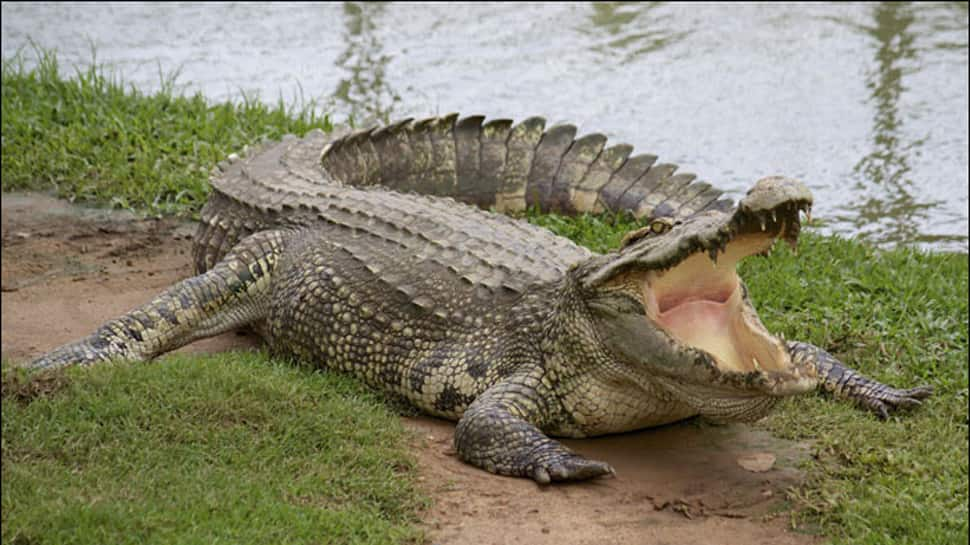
[319,114,732,220]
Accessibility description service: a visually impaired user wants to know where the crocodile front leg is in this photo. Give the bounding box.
[27,230,287,370]
[454,368,615,484]
[787,341,933,419]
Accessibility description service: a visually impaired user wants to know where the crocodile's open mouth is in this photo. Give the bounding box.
[642,203,808,375]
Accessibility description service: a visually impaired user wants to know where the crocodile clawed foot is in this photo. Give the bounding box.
[863,384,934,420]
[531,454,615,484]
[27,336,116,371]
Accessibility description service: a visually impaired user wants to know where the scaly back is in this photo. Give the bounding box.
[195,114,731,293]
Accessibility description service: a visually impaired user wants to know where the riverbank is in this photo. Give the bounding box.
[3,51,967,545]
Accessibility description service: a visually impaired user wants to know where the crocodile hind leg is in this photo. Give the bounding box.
[787,341,933,419]
[27,230,287,371]
[454,368,615,484]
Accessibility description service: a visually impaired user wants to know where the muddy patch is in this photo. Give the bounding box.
[1,366,72,405]
[409,416,816,545]
[1,192,258,360]
[0,192,821,544]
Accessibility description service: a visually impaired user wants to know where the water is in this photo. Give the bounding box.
[3,2,967,252]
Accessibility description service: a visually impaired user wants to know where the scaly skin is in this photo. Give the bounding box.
[28,114,932,483]
[788,341,933,419]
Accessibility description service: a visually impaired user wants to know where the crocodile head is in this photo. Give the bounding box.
[573,176,819,420]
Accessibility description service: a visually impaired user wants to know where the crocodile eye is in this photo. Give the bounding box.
[649,217,674,234]
[620,217,676,249]
[620,226,652,249]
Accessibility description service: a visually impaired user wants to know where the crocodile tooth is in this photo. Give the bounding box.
[786,231,798,253]
[752,356,762,370]
[760,217,766,231]
[708,248,719,266]
[771,210,777,223]
[806,206,812,224]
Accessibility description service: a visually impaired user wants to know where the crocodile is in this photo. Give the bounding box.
[28,114,932,483]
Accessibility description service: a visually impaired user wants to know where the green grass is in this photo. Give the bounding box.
[745,237,968,545]
[1,47,332,216]
[2,353,425,544]
[3,49,968,545]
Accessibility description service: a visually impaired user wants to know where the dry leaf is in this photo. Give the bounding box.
[737,452,776,472]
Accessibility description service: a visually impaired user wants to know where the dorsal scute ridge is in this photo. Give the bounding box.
[317,113,730,221]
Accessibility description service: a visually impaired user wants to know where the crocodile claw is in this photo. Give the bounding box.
[531,454,615,484]
[863,385,934,420]
[27,336,117,371]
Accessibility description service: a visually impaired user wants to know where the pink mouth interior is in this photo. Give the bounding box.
[643,235,788,374]
[656,287,734,314]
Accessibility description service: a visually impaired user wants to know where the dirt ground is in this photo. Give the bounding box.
[1,193,822,545]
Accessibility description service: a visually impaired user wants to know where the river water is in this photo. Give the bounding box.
[3,2,967,252]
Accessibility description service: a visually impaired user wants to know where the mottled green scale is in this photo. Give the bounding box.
[264,227,522,417]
